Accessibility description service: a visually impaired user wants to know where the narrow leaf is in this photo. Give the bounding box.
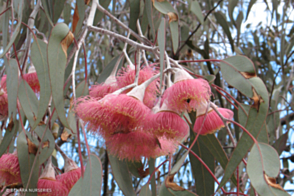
[214,12,234,52]
[158,18,166,92]
[108,155,136,196]
[31,39,51,130]
[69,154,103,196]
[6,59,19,118]
[191,1,204,24]
[48,23,73,129]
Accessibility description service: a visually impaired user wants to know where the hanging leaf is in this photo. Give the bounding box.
[158,18,166,92]
[94,0,112,24]
[108,155,136,196]
[191,0,204,24]
[47,23,73,129]
[31,39,51,130]
[17,131,39,193]
[72,0,86,34]
[0,120,19,157]
[0,0,23,59]
[214,11,234,52]
[139,183,152,196]
[189,131,214,196]
[18,79,39,126]
[129,0,141,33]
[245,0,257,21]
[168,12,179,53]
[153,0,175,14]
[170,151,188,175]
[69,154,103,196]
[6,59,19,118]
[146,0,155,38]
[247,142,287,195]
[34,125,55,165]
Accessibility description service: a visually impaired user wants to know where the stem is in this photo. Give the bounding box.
[147,160,167,184]
[103,151,109,196]
[20,0,41,72]
[88,26,157,52]
[12,43,22,76]
[174,0,224,57]
[96,2,144,42]
[179,143,227,195]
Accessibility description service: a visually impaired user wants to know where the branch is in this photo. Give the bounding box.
[174,0,224,57]
[96,2,144,42]
[88,26,157,52]
[20,0,41,72]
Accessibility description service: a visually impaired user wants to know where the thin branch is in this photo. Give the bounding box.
[88,26,157,52]
[175,0,224,57]
[20,0,41,72]
[96,2,144,42]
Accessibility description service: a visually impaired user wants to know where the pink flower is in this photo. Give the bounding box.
[37,179,69,196]
[106,129,176,161]
[0,90,8,120]
[75,95,116,138]
[23,66,40,93]
[89,83,118,99]
[144,102,189,141]
[0,75,7,92]
[38,157,69,196]
[56,169,81,191]
[89,74,119,98]
[117,66,159,108]
[56,153,81,191]
[161,69,211,113]
[0,151,21,186]
[193,105,234,135]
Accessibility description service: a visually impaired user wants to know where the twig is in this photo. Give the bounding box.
[96,2,144,42]
[66,0,97,66]
[175,0,224,57]
[102,151,109,196]
[88,26,157,52]
[123,31,135,69]
[20,0,41,72]
[136,20,149,67]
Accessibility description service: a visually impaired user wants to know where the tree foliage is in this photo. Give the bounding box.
[0,0,294,195]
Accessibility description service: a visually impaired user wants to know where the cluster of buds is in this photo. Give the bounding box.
[75,64,234,161]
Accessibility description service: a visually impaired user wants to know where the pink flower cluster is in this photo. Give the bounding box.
[0,152,81,196]
[75,66,234,161]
